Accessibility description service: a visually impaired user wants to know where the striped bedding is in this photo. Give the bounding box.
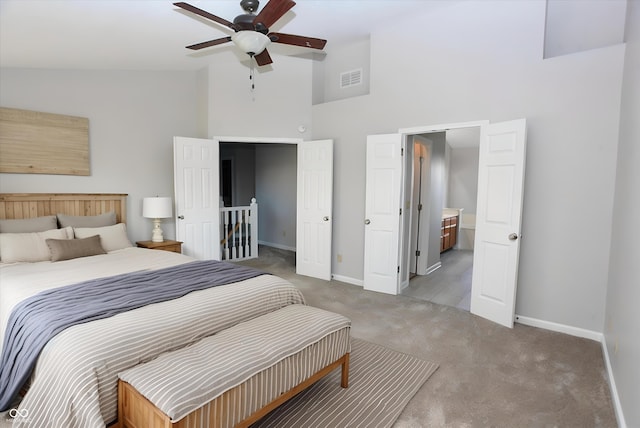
[0,260,265,411]
[0,248,305,428]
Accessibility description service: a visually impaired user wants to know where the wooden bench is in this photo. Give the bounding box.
[117,304,351,428]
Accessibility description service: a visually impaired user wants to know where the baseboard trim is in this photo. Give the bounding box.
[257,240,296,252]
[515,314,626,427]
[425,262,442,275]
[331,274,363,287]
[601,336,628,428]
[514,315,603,342]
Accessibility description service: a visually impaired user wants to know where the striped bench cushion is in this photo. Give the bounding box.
[118,304,351,424]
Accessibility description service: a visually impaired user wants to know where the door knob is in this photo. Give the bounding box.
[508,233,518,240]
[364,219,371,225]
[323,216,330,221]
[178,215,185,220]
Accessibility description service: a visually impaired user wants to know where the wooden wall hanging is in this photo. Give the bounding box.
[0,107,90,176]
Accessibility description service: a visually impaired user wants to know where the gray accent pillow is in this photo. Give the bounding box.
[57,211,117,228]
[0,216,57,233]
[46,235,107,262]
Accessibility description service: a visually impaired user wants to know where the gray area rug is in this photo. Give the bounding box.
[252,338,439,428]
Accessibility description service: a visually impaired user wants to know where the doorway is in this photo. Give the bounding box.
[362,119,526,327]
[220,158,234,207]
[174,136,334,281]
[401,127,480,312]
[219,142,297,251]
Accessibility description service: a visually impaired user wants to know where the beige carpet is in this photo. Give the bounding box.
[253,338,438,428]
[237,247,618,427]
[0,339,437,428]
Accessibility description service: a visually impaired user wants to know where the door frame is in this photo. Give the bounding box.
[364,123,487,296]
[214,136,333,281]
[389,121,488,294]
[175,136,301,259]
[214,135,301,258]
[397,119,526,328]
[399,121,488,283]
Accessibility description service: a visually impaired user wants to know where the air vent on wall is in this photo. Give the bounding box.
[340,68,363,89]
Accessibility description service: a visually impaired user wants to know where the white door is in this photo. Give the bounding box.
[470,119,527,328]
[363,134,403,294]
[296,139,333,280]
[174,136,220,260]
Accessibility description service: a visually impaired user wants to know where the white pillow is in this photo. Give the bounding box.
[73,223,133,252]
[0,227,73,263]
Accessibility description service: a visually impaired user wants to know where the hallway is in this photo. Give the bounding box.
[401,249,473,311]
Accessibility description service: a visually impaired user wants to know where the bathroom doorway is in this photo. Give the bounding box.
[401,126,480,312]
[365,119,526,326]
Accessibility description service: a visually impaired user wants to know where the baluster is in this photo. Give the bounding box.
[236,209,241,259]
[250,198,258,258]
[222,210,228,259]
[243,208,248,258]
[238,208,245,259]
[230,210,236,259]
[228,209,232,259]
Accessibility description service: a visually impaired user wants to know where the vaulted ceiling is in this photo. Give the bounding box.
[0,0,452,70]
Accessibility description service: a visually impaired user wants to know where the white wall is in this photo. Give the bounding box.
[207,53,313,139]
[220,143,256,206]
[312,37,371,104]
[255,144,297,250]
[604,1,640,425]
[424,133,447,273]
[544,0,627,58]
[312,0,625,332]
[0,68,202,243]
[448,147,480,215]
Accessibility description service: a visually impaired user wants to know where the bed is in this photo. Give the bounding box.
[0,193,307,428]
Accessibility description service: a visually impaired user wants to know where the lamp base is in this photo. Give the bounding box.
[151,218,164,243]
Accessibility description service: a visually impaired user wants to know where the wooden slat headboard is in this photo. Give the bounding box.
[0,193,128,224]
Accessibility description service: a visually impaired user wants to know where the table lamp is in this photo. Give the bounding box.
[142,196,173,242]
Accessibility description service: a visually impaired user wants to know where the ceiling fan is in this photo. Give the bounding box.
[174,0,327,66]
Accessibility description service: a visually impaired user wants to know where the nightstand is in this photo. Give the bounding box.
[136,240,182,254]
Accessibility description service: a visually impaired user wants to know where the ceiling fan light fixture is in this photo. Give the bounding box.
[231,31,271,56]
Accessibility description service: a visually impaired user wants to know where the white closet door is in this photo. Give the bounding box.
[174,136,220,260]
[296,139,333,280]
[470,119,527,328]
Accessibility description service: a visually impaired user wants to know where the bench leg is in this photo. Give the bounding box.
[341,353,350,388]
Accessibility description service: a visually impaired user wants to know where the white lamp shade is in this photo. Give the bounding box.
[232,31,271,55]
[142,197,173,219]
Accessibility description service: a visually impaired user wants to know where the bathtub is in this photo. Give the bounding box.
[458,213,476,250]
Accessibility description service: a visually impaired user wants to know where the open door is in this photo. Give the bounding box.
[173,136,220,260]
[363,134,403,294]
[296,139,334,280]
[470,119,527,328]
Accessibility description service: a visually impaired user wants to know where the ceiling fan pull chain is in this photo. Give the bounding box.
[249,58,256,100]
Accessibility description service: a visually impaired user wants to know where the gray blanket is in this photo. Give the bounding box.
[0,259,264,411]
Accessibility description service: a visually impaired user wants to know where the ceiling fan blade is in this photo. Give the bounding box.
[186,36,232,50]
[174,2,235,30]
[254,49,273,66]
[269,32,327,50]
[253,0,296,29]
